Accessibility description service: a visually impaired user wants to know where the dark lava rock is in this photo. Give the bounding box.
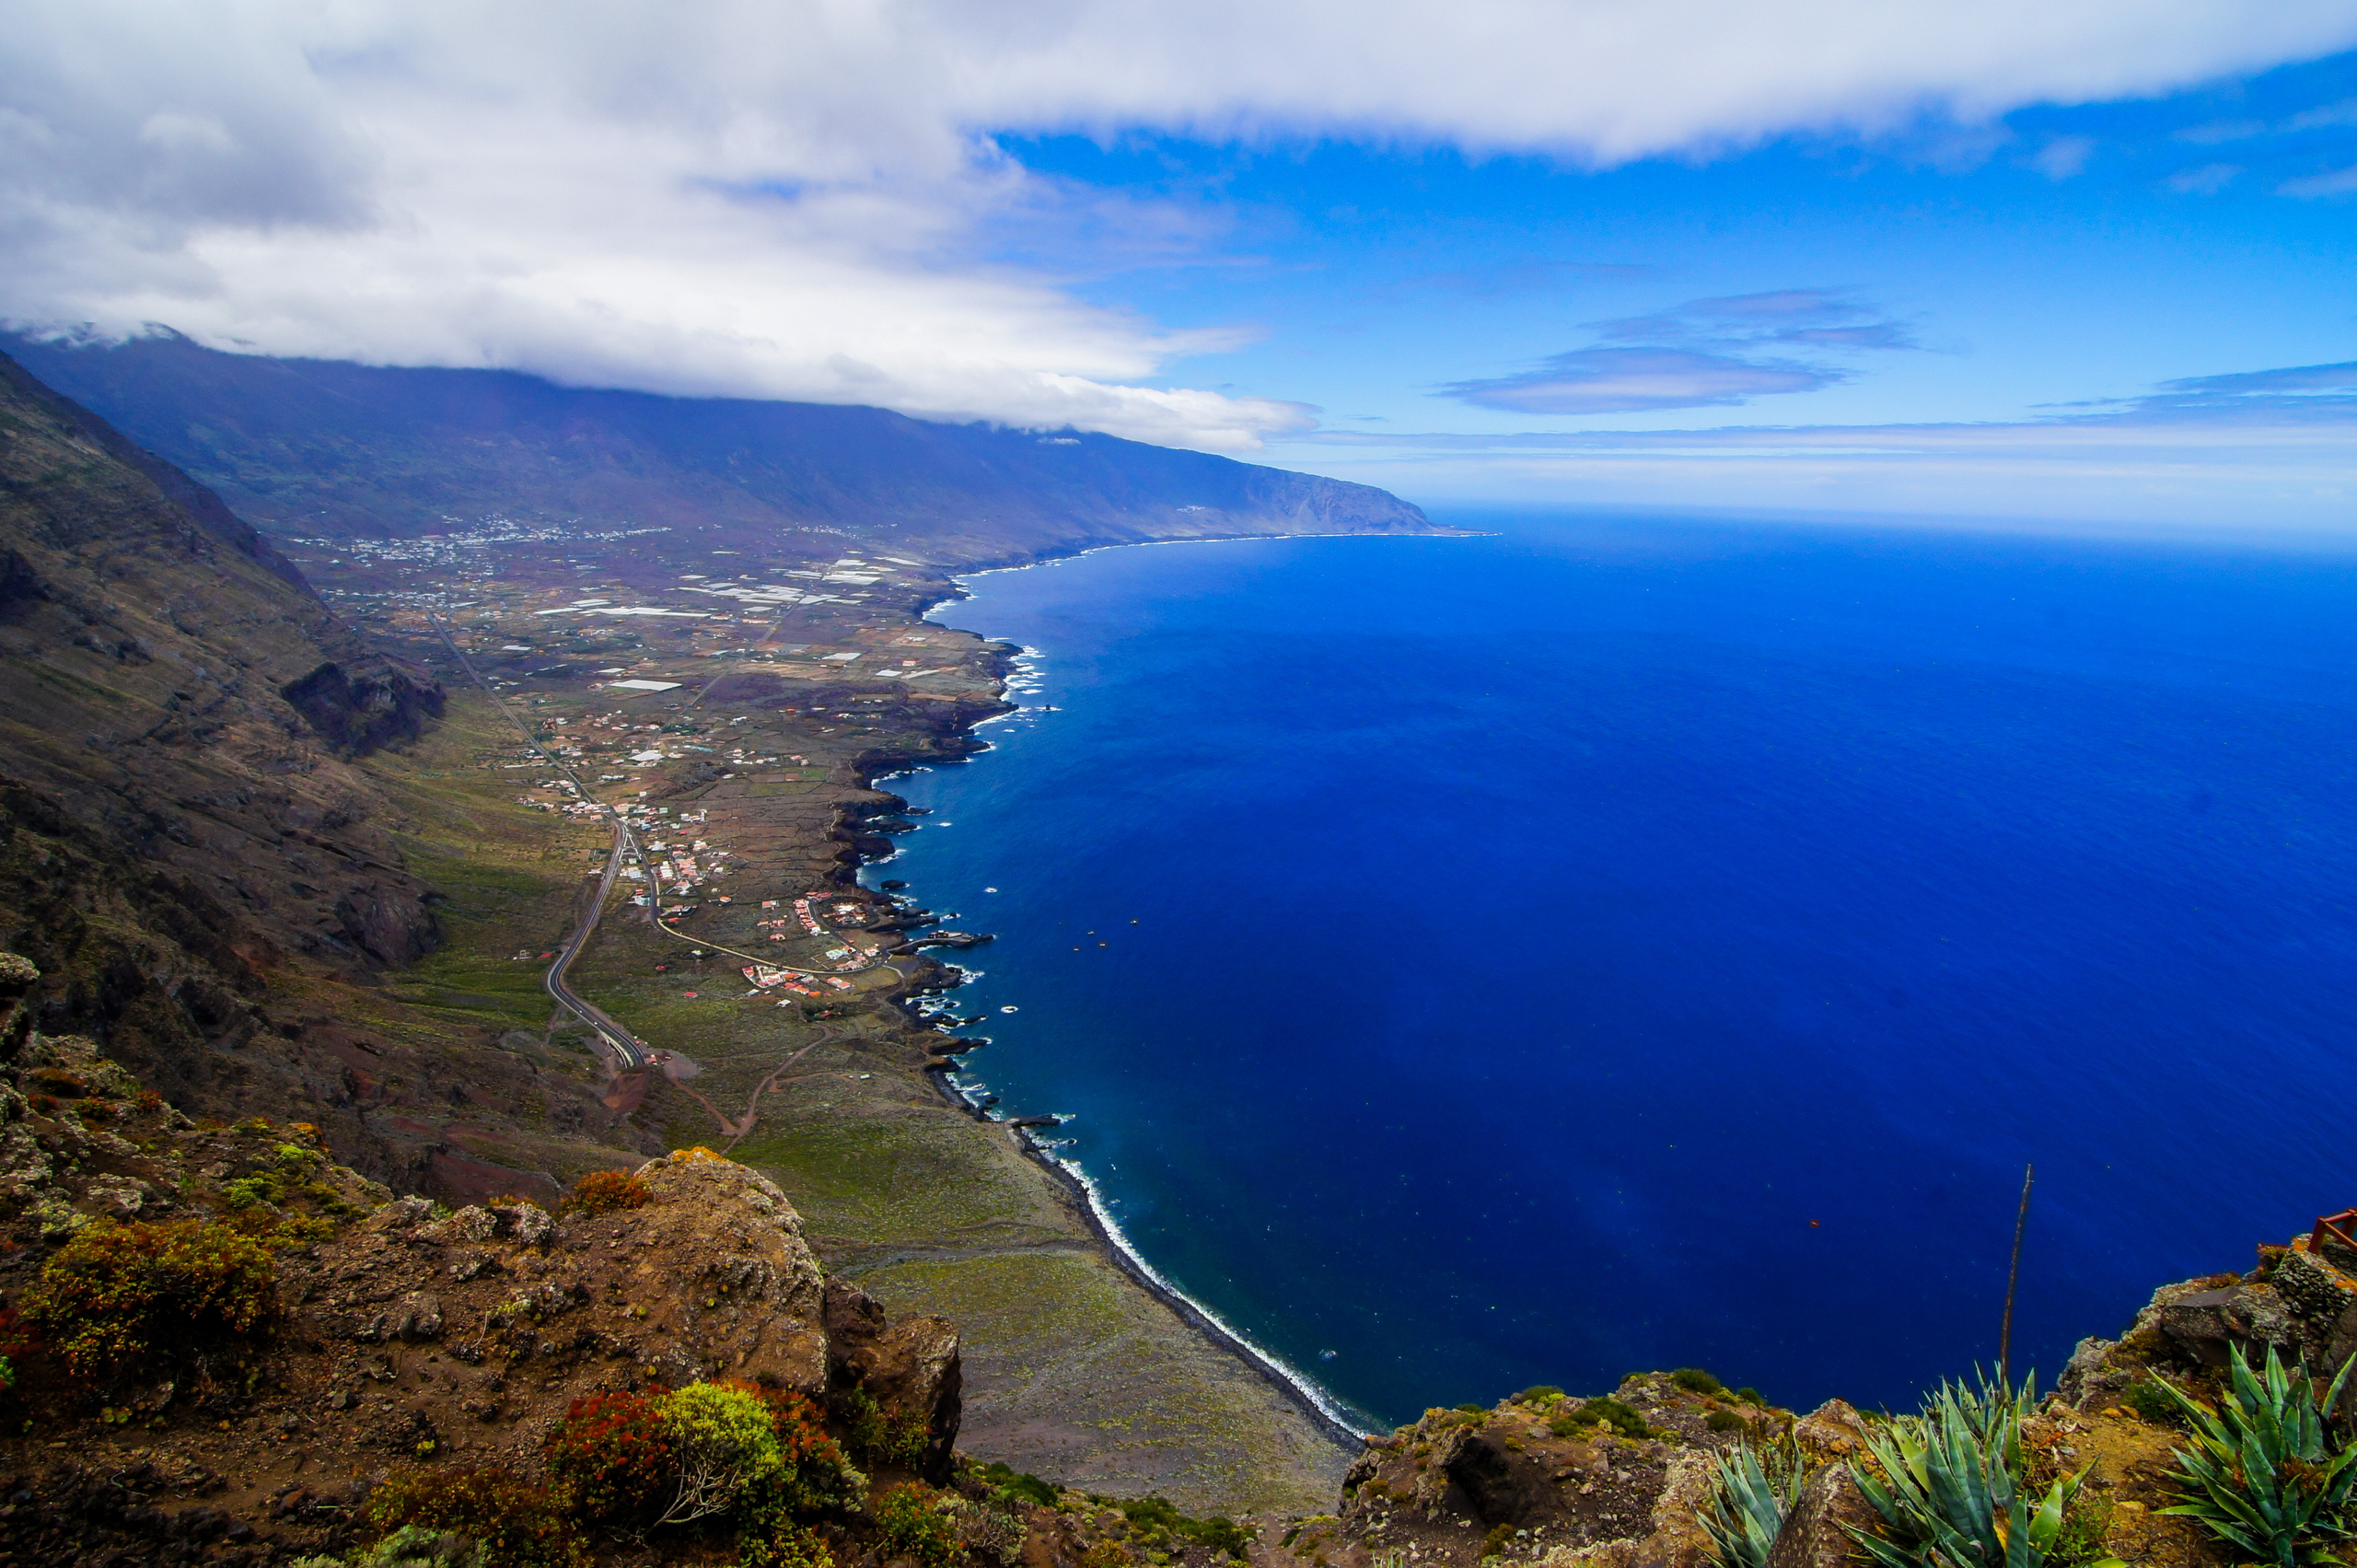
[281,656,446,755]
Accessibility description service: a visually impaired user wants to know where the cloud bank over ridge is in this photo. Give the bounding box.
[5,0,2357,450]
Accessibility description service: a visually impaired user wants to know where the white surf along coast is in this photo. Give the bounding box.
[859,554,1381,1442]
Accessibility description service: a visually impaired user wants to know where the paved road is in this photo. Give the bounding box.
[425,618,898,1058]
[428,615,652,1071]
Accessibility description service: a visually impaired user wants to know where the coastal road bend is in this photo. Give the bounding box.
[426,615,900,1064]
[427,613,651,1073]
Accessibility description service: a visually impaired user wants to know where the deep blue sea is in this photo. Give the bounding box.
[863,512,2357,1430]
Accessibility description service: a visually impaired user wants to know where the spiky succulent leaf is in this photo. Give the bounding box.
[1701,1443,1805,1568]
[2153,1343,2357,1568]
[1846,1372,2082,1568]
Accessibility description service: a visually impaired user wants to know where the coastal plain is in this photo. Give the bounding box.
[280,518,1358,1515]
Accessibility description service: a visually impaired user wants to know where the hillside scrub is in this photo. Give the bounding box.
[25,1217,279,1385]
[366,1468,586,1568]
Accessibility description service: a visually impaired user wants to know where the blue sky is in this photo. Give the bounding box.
[993,51,2357,526]
[6,1,2357,528]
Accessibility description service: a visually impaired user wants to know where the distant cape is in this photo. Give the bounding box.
[3,329,1434,563]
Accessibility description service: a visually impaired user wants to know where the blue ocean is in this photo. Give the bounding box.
[865,513,2357,1430]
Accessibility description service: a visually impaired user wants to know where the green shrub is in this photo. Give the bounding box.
[221,1172,286,1211]
[1707,1411,1747,1433]
[875,1482,962,1568]
[1735,1387,1766,1406]
[1113,1493,1252,1558]
[1672,1368,1730,1398]
[753,1384,866,1514]
[1550,1397,1653,1441]
[366,1467,586,1568]
[565,1170,652,1215]
[2049,1492,2116,1568]
[1457,1402,1488,1416]
[739,1521,836,1568]
[1701,1440,1805,1568]
[26,1218,279,1382]
[650,1381,865,1527]
[2152,1343,2357,1567]
[661,1381,793,1527]
[1120,1495,1185,1531]
[976,1461,1058,1508]
[1184,1516,1254,1560]
[544,1390,676,1526]
[1847,1373,2086,1568]
[1516,1385,1565,1405]
[843,1385,932,1468]
[2119,1378,2182,1428]
[1480,1523,1515,1559]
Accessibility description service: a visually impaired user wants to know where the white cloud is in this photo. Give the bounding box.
[1446,347,1841,413]
[6,0,2357,448]
[2027,134,2097,178]
[2278,162,2357,197]
[2165,161,2244,192]
[2282,97,2357,130]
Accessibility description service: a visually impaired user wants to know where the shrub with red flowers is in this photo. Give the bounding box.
[726,1381,866,1516]
[564,1169,652,1215]
[545,1389,678,1527]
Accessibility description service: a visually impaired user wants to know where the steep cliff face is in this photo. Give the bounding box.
[0,353,647,1199]
[0,347,445,1009]
[0,348,445,935]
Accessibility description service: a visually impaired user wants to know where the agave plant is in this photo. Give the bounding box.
[1701,1438,1807,1568]
[2151,1342,2357,1568]
[1847,1372,2088,1568]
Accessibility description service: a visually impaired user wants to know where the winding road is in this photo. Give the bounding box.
[429,614,654,1071]
[426,615,900,1069]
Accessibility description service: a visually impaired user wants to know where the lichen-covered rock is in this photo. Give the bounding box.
[288,1147,861,1405]
[1762,1464,1875,1568]
[2059,1270,2291,1406]
[1791,1400,1869,1460]
[629,1147,830,1389]
[2270,1247,2357,1331]
[18,1033,142,1099]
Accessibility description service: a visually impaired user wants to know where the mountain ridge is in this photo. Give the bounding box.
[1,330,1435,560]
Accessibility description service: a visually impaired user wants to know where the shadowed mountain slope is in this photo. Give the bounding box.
[0,349,655,1193]
[4,330,1434,558]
